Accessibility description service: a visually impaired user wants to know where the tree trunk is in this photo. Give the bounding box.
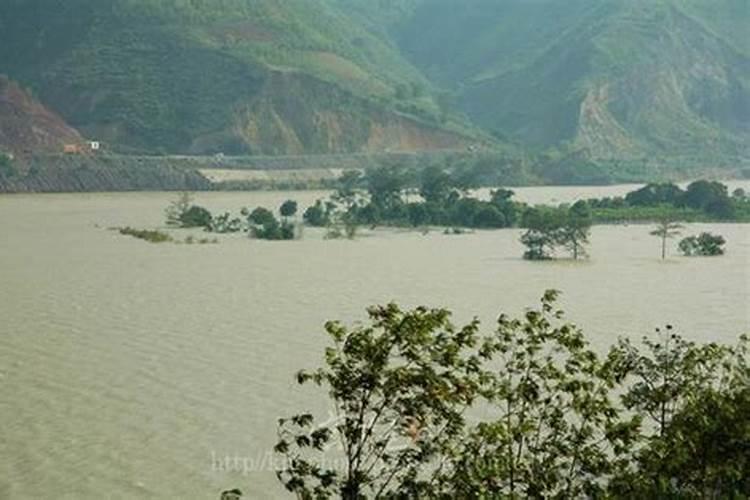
[661,235,666,260]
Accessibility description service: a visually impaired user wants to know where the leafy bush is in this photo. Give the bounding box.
[679,233,726,256]
[179,206,213,229]
[246,207,296,240]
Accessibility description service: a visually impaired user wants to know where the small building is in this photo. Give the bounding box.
[63,141,100,154]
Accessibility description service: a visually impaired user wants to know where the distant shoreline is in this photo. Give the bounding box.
[0,152,747,194]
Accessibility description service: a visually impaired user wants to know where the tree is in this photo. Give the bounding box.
[267,295,749,499]
[420,166,454,205]
[489,188,519,227]
[607,331,748,498]
[625,183,683,207]
[275,303,485,499]
[280,200,298,221]
[520,207,565,260]
[680,180,734,219]
[678,233,726,257]
[209,212,243,233]
[179,205,213,229]
[441,291,640,498]
[165,192,193,226]
[365,166,406,214]
[303,200,331,227]
[559,200,592,260]
[245,207,294,240]
[650,217,683,259]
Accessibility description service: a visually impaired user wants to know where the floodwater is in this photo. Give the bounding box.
[1,183,749,499]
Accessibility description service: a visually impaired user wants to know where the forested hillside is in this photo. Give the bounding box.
[0,0,747,169]
[0,0,473,155]
[380,0,750,163]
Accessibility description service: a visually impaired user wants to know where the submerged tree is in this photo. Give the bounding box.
[280,200,298,222]
[678,232,726,257]
[650,217,683,260]
[165,192,213,229]
[559,200,592,260]
[520,207,564,260]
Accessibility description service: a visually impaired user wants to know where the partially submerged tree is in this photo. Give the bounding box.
[650,217,683,259]
[559,200,592,260]
[165,192,213,229]
[280,200,299,222]
[245,207,295,240]
[678,232,726,257]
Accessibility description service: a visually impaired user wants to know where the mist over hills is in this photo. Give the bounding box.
[1,0,747,170]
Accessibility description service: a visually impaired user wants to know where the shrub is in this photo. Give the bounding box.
[119,227,173,243]
[679,232,726,256]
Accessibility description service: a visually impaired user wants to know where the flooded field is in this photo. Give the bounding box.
[1,183,748,498]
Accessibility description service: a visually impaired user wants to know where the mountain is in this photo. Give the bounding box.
[0,0,473,155]
[0,75,83,156]
[385,0,750,162]
[0,0,747,167]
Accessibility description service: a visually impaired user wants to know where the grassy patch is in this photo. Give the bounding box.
[118,227,173,243]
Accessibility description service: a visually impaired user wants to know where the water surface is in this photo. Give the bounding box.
[1,184,748,498]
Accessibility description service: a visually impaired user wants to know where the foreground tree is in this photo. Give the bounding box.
[650,217,683,259]
[608,330,749,497]
[440,291,639,498]
[275,304,485,498]
[262,296,749,499]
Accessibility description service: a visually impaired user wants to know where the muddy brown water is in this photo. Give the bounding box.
[1,183,748,498]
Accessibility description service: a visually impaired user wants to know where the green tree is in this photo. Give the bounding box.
[179,205,213,229]
[303,200,332,227]
[608,331,748,497]
[419,166,454,205]
[680,180,734,219]
[441,291,640,498]
[280,200,298,221]
[520,207,565,260]
[490,188,519,227]
[245,207,294,240]
[559,200,592,260]
[209,212,243,233]
[275,303,485,499]
[678,232,726,257]
[650,217,683,259]
[365,165,406,215]
[625,183,683,207]
[165,192,193,226]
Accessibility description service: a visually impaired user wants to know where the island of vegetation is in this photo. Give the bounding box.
[156,169,746,260]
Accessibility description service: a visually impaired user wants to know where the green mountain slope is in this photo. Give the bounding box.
[0,0,472,155]
[383,0,750,162]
